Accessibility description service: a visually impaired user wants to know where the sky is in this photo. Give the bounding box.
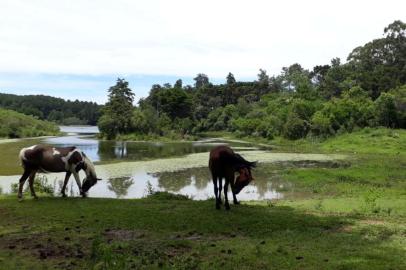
[0,0,405,104]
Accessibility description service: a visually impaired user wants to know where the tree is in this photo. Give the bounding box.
[98,78,135,138]
[226,72,236,85]
[194,73,209,88]
[347,20,406,99]
[374,93,398,127]
[174,79,183,89]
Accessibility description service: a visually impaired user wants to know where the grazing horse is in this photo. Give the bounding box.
[209,145,256,210]
[18,145,100,200]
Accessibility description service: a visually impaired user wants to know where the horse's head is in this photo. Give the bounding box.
[81,154,101,193]
[234,167,254,194]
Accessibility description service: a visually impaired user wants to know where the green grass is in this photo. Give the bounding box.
[0,108,60,139]
[0,194,405,270]
[0,127,405,269]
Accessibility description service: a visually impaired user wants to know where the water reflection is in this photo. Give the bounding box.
[0,126,314,200]
[0,125,266,175]
[2,160,349,201]
[108,177,134,198]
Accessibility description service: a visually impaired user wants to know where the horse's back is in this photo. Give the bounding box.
[19,145,75,172]
[209,145,235,176]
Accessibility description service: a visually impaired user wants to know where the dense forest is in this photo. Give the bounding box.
[98,20,406,140]
[0,93,101,125]
[0,108,59,138]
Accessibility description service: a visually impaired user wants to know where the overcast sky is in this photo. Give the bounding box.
[0,0,405,104]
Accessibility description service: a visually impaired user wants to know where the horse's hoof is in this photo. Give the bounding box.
[61,194,67,198]
[233,201,240,205]
[33,196,38,200]
[216,204,221,210]
[18,197,23,202]
[225,205,231,210]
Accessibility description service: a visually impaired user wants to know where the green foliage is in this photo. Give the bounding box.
[0,93,100,125]
[93,21,404,141]
[98,78,135,139]
[283,113,309,139]
[388,85,406,128]
[347,20,406,99]
[10,175,54,195]
[0,108,59,138]
[374,93,398,127]
[311,87,375,136]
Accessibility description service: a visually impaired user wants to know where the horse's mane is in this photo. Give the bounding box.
[232,153,257,169]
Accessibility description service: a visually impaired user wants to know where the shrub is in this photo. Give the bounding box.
[374,92,398,127]
[388,85,406,128]
[311,111,334,136]
[283,113,309,139]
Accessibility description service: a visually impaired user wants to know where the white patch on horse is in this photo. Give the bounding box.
[52,148,60,156]
[19,145,37,161]
[63,149,83,172]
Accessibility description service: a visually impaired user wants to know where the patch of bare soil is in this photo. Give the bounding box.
[0,232,89,262]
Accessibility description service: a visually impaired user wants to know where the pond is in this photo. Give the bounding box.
[0,126,346,200]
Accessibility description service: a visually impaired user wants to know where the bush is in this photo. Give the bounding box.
[97,114,117,139]
[374,92,398,127]
[311,111,334,136]
[388,85,406,128]
[231,118,262,136]
[283,113,310,139]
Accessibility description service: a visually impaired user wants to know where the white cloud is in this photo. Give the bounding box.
[0,0,405,78]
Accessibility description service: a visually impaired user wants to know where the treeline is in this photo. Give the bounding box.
[98,20,406,140]
[0,93,101,125]
[0,108,60,138]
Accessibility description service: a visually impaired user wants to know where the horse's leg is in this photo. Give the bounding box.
[218,177,223,204]
[229,178,240,205]
[212,173,220,209]
[224,179,230,210]
[224,170,235,210]
[28,170,38,199]
[18,169,31,200]
[73,172,84,197]
[61,172,72,197]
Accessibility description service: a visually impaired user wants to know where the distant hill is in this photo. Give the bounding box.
[0,108,59,138]
[0,93,102,125]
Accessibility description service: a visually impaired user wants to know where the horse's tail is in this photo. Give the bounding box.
[19,148,28,167]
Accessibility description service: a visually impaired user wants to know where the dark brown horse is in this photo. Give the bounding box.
[18,145,100,200]
[209,145,256,210]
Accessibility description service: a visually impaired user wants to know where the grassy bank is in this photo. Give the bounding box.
[0,128,405,269]
[0,108,60,139]
[0,193,404,270]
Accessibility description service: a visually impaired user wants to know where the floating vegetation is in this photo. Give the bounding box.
[97,151,346,176]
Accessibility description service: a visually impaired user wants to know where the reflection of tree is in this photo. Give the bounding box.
[108,177,134,198]
[250,164,293,198]
[155,170,192,192]
[191,168,211,190]
[156,167,211,192]
[97,140,215,162]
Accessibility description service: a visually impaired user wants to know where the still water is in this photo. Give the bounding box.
[0,126,342,200]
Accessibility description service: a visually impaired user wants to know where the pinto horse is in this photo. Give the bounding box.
[209,145,256,210]
[18,145,100,200]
